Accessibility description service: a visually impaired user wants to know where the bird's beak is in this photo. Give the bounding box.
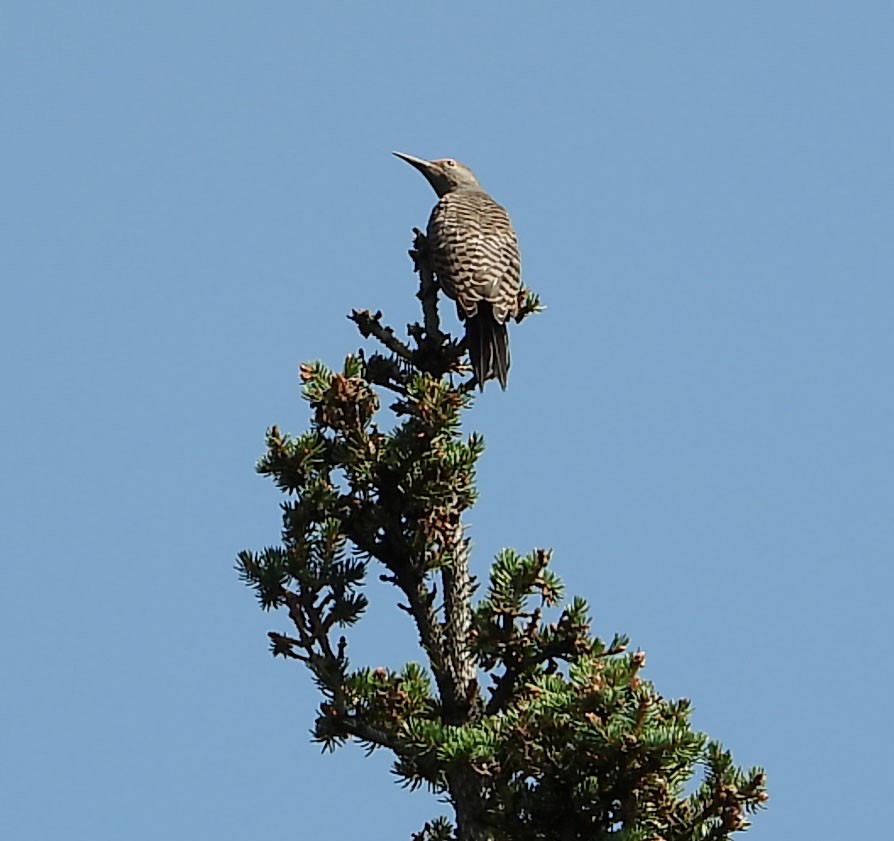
[393,151,434,175]
[393,151,448,196]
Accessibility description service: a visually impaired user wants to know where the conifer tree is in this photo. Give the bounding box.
[237,229,768,840]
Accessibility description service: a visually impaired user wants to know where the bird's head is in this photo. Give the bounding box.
[393,152,482,197]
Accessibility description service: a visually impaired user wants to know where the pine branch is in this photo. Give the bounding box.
[409,228,445,346]
[440,522,479,723]
[349,308,415,362]
[316,706,405,753]
[346,527,448,688]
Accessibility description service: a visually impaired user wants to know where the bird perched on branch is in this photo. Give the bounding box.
[393,152,521,391]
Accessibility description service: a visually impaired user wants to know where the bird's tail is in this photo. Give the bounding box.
[467,305,510,391]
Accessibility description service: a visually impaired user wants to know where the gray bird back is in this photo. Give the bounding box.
[427,187,521,324]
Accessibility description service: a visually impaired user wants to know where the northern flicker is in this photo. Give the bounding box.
[393,152,521,390]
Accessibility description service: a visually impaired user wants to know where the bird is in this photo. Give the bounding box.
[393,152,521,390]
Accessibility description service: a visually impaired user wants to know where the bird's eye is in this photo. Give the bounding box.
[446,160,456,167]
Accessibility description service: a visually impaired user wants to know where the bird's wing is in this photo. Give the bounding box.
[428,193,521,323]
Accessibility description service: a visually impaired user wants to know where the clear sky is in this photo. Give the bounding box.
[2,3,891,839]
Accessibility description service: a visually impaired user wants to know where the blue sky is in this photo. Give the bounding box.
[2,3,891,838]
